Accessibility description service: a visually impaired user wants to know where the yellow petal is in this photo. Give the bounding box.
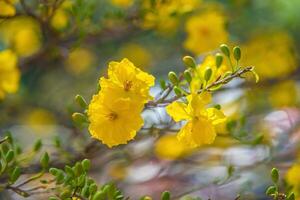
[166,101,190,122]
[207,108,227,125]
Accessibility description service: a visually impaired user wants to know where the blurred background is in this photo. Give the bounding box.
[1,0,300,199]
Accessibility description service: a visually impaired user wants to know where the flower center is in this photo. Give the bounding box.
[106,112,118,121]
[199,27,210,36]
[124,80,133,91]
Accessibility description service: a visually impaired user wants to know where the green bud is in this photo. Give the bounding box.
[75,94,88,109]
[82,159,91,171]
[161,191,170,200]
[72,112,88,125]
[173,86,181,96]
[204,67,212,82]
[60,190,71,199]
[5,150,14,163]
[265,186,277,196]
[160,79,167,90]
[214,104,221,110]
[64,165,75,177]
[271,168,279,183]
[74,162,83,176]
[92,191,105,200]
[40,152,49,169]
[287,192,295,200]
[53,136,61,148]
[220,44,230,57]
[33,139,42,152]
[233,46,241,61]
[81,185,90,198]
[10,166,21,183]
[168,71,179,85]
[183,70,192,83]
[89,183,98,195]
[49,168,59,176]
[215,53,223,68]
[78,174,86,187]
[55,171,65,184]
[182,56,196,69]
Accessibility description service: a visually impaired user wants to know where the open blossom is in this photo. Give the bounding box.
[88,94,144,147]
[184,11,228,55]
[0,50,20,99]
[100,58,155,108]
[166,93,227,148]
[0,0,16,17]
[286,163,300,197]
[87,58,155,147]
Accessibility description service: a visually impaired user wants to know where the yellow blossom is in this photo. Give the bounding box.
[111,0,133,8]
[87,93,144,147]
[100,58,155,106]
[50,0,72,30]
[286,164,300,197]
[241,32,297,79]
[166,93,227,147]
[141,0,200,34]
[118,43,152,70]
[184,11,228,55]
[65,48,96,75]
[0,50,20,99]
[154,134,194,160]
[0,17,41,57]
[0,0,16,17]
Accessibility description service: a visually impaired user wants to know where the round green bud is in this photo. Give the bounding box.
[40,152,50,169]
[220,44,230,57]
[89,183,98,195]
[266,186,276,196]
[82,159,91,171]
[33,139,42,152]
[204,67,212,82]
[182,56,196,69]
[5,150,14,163]
[183,70,192,83]
[215,53,223,68]
[49,168,59,176]
[75,94,88,109]
[173,86,182,96]
[92,191,105,200]
[168,71,179,85]
[10,166,21,183]
[160,79,167,90]
[271,168,279,183]
[233,46,241,61]
[72,112,88,125]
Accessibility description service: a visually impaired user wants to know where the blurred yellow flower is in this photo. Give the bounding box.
[184,11,228,55]
[155,134,194,160]
[87,94,144,147]
[0,17,41,57]
[242,32,297,79]
[166,93,227,148]
[0,50,20,99]
[100,58,155,106]
[269,80,298,108]
[191,55,229,92]
[0,0,16,17]
[141,0,200,34]
[111,0,133,8]
[50,0,72,30]
[286,164,300,197]
[65,48,96,75]
[118,43,152,70]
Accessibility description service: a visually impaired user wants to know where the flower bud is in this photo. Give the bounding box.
[173,86,181,96]
[183,70,192,83]
[266,186,276,196]
[33,139,42,152]
[5,150,14,163]
[10,166,21,183]
[82,159,91,171]
[182,56,196,69]
[72,112,88,125]
[233,46,241,61]
[271,168,279,183]
[160,79,167,90]
[168,71,178,85]
[220,44,230,57]
[92,191,105,200]
[215,53,223,68]
[161,191,171,200]
[40,152,49,169]
[204,67,212,82]
[89,183,98,195]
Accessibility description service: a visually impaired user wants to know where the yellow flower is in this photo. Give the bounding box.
[166,93,227,147]
[0,17,41,57]
[100,58,155,106]
[141,0,200,34]
[190,55,230,92]
[50,0,72,30]
[111,0,133,8]
[0,0,16,17]
[118,43,152,70]
[0,50,20,99]
[286,164,300,196]
[87,93,144,147]
[154,134,194,160]
[241,32,296,79]
[184,11,228,55]
[269,80,298,108]
[65,48,96,75]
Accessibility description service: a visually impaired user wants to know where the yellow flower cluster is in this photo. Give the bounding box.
[50,1,73,30]
[241,32,297,79]
[110,0,133,8]
[184,11,228,55]
[0,50,20,99]
[141,0,200,34]
[87,58,155,147]
[286,164,300,197]
[166,92,227,148]
[0,0,16,17]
